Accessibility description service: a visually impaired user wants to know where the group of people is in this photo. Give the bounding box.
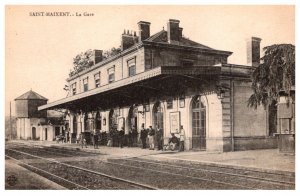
[75,124,185,152]
[106,126,138,148]
[140,124,185,152]
[56,131,70,143]
[140,124,163,150]
[77,130,101,149]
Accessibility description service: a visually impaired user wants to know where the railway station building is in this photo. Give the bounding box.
[38,19,279,152]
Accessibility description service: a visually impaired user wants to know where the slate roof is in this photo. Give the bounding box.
[144,30,214,50]
[15,90,48,101]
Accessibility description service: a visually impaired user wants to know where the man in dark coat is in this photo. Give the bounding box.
[140,123,147,149]
[155,126,163,150]
[119,127,125,148]
[131,125,138,147]
[93,130,99,149]
[148,126,155,150]
[167,133,179,151]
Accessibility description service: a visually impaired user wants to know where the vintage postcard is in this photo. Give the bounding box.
[4,5,295,190]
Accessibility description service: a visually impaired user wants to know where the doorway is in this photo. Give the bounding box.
[32,127,36,140]
[191,96,206,150]
[153,102,164,133]
[45,128,48,141]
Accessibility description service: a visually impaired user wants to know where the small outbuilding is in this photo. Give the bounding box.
[15,90,65,141]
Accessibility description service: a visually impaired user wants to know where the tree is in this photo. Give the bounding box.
[248,44,295,109]
[103,47,122,60]
[69,47,122,77]
[70,49,94,76]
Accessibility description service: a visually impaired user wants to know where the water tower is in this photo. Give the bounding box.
[15,90,48,140]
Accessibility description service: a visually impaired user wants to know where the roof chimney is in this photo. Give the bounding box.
[93,50,103,65]
[121,29,138,51]
[138,21,151,42]
[178,27,183,40]
[247,37,262,67]
[167,19,180,44]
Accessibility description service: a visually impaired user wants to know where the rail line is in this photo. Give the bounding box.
[6,148,158,190]
[6,147,249,189]
[109,157,295,186]
[6,154,88,190]
[6,142,294,189]
[9,146,251,189]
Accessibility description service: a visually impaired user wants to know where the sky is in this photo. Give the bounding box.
[5,5,295,116]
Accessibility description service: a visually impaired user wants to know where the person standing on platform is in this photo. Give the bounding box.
[179,125,185,152]
[156,125,163,150]
[140,123,147,149]
[128,128,133,147]
[66,132,70,143]
[93,130,99,149]
[132,125,138,147]
[107,129,113,147]
[148,125,155,150]
[81,133,87,148]
[119,127,125,148]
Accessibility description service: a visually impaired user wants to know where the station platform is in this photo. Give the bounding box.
[7,140,295,173]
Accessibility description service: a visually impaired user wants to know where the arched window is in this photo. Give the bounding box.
[109,109,118,131]
[153,102,164,132]
[192,96,206,150]
[128,106,138,130]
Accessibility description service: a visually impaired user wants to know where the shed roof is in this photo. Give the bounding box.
[15,90,48,101]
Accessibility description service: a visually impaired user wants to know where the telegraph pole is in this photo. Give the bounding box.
[10,101,12,140]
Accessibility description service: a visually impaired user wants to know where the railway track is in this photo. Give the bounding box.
[5,142,295,190]
[112,158,295,187]
[5,148,157,190]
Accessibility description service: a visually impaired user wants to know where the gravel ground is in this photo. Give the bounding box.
[124,157,295,183]
[5,144,295,190]
[107,158,294,189]
[66,159,247,189]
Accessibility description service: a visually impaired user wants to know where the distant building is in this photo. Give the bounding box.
[39,19,278,151]
[15,90,65,141]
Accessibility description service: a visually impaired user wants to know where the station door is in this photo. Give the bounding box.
[192,96,206,150]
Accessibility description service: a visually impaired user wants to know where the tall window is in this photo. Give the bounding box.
[128,57,136,77]
[83,78,88,92]
[94,73,100,88]
[72,83,77,95]
[192,96,206,150]
[108,67,115,83]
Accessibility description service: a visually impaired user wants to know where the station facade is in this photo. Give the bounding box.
[39,19,278,152]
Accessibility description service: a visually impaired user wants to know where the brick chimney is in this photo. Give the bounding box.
[138,21,151,42]
[93,50,103,65]
[178,27,183,40]
[121,30,138,51]
[167,19,180,44]
[247,37,262,67]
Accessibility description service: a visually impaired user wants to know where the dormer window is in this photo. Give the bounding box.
[108,67,115,83]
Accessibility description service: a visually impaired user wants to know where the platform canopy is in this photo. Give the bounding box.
[38,66,222,112]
